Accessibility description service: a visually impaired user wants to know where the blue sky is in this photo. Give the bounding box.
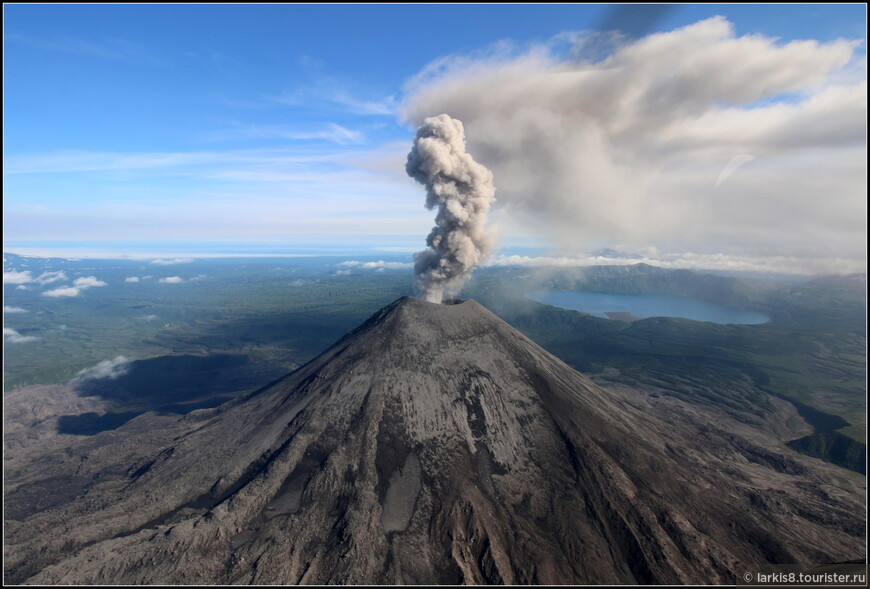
[3,4,867,269]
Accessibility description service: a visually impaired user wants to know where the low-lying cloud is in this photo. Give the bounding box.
[73,276,107,288]
[4,306,28,314]
[43,286,83,298]
[403,17,866,264]
[3,270,32,285]
[151,258,194,265]
[3,269,71,286]
[76,356,132,380]
[4,327,38,344]
[42,275,107,297]
[35,270,68,285]
[339,260,414,270]
[158,276,184,284]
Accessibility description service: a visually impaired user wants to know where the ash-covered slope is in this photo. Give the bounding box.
[4,297,864,584]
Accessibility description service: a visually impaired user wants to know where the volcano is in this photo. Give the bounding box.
[4,297,864,584]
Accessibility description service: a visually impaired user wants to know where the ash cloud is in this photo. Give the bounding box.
[406,114,496,303]
[403,17,865,263]
[3,270,71,286]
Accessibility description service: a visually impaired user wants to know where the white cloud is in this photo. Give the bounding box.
[486,252,866,276]
[125,276,140,283]
[158,276,184,284]
[209,122,366,145]
[43,275,106,297]
[339,260,414,270]
[403,17,866,263]
[34,270,69,285]
[76,356,131,380]
[4,306,28,314]
[43,286,82,297]
[73,276,107,288]
[142,314,159,322]
[4,327,38,343]
[150,258,194,265]
[3,270,32,284]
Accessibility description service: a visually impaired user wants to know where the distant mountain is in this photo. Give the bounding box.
[759,273,867,331]
[589,247,641,259]
[4,297,864,584]
[542,263,764,309]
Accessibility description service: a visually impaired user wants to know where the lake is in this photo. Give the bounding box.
[525,291,769,325]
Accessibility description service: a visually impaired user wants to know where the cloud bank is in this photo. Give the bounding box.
[151,258,194,265]
[158,276,184,284]
[339,260,414,270]
[3,270,32,285]
[403,17,866,263]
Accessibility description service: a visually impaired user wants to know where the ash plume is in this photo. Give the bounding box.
[406,114,496,304]
[403,18,864,262]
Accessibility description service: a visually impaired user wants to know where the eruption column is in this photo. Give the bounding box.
[406,114,496,304]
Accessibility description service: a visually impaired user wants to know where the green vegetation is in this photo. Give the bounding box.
[3,255,412,389]
[787,432,866,474]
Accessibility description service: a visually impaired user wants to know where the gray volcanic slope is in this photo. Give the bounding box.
[4,297,865,584]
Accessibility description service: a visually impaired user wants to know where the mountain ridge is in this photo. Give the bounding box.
[4,296,864,584]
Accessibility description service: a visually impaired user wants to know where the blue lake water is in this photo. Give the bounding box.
[525,291,769,325]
